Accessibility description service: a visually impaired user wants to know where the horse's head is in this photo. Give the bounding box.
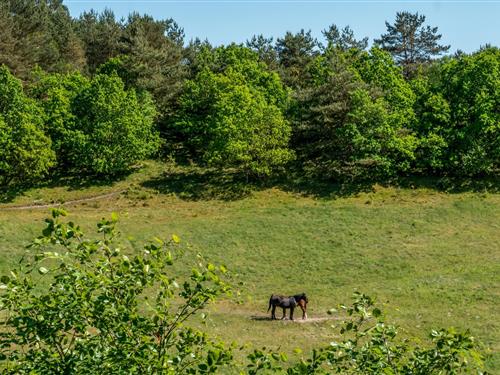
[294,293,309,320]
[294,293,308,304]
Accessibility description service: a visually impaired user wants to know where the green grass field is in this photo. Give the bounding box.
[1,161,499,371]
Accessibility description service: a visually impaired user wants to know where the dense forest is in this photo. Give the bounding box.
[0,0,499,189]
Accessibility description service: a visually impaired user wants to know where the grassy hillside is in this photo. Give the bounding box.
[1,161,499,371]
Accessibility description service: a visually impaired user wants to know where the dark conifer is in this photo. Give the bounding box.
[322,24,368,51]
[375,11,450,78]
[275,29,319,89]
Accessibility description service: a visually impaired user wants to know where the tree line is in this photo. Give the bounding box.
[0,0,499,188]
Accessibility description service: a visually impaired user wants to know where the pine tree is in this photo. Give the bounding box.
[375,11,450,78]
[322,25,368,51]
[275,29,319,89]
[75,9,122,73]
[0,4,18,72]
[246,35,278,70]
[119,13,186,121]
[0,0,85,78]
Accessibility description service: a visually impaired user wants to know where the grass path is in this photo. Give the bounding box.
[1,190,125,210]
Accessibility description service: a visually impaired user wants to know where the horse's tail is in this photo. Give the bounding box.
[267,295,273,312]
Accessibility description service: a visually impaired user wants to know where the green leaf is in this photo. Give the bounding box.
[198,363,208,371]
[153,237,164,245]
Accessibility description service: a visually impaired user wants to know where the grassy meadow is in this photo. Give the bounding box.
[0,161,499,371]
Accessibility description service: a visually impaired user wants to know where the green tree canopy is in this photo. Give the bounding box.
[276,29,319,89]
[29,70,89,171]
[292,49,417,180]
[71,74,160,175]
[246,34,278,70]
[119,13,186,122]
[437,47,499,175]
[75,9,122,74]
[0,66,55,186]
[174,45,293,176]
[0,0,85,79]
[410,72,450,173]
[352,48,417,129]
[31,71,159,175]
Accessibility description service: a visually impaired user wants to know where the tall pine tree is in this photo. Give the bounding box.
[0,0,85,79]
[276,29,319,89]
[375,12,450,78]
[322,25,368,51]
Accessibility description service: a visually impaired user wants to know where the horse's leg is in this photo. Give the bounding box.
[290,306,294,321]
[300,302,307,320]
[281,307,286,320]
[271,305,276,320]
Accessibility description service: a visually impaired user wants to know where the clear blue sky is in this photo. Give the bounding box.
[65,1,499,53]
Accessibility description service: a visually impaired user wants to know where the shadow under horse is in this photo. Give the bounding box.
[268,293,308,320]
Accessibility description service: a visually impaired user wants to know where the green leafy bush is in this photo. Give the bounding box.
[174,45,293,177]
[0,209,232,374]
[0,65,55,187]
[247,293,485,374]
[31,71,160,176]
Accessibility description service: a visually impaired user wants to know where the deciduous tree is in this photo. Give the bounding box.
[31,71,159,176]
[438,47,500,175]
[174,46,293,176]
[0,66,55,186]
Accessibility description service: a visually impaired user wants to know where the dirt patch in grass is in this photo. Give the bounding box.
[249,315,338,324]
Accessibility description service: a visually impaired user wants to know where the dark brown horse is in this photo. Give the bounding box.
[267,293,308,320]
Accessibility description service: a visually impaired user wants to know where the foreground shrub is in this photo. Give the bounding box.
[263,293,486,374]
[0,209,232,374]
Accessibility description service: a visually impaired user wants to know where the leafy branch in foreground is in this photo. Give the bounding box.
[247,292,486,374]
[0,209,232,374]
